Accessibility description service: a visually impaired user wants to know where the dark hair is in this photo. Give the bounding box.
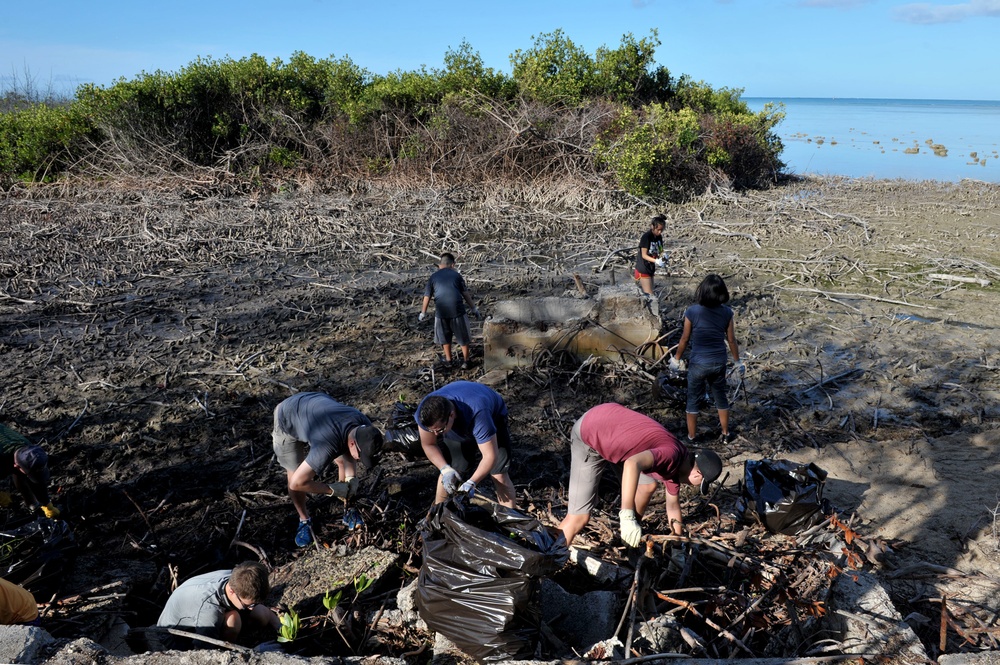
[650,214,666,230]
[439,252,455,266]
[695,274,730,307]
[228,562,270,603]
[418,396,453,428]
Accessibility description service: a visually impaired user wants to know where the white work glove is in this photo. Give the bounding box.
[418,312,427,322]
[470,307,481,320]
[669,356,683,371]
[654,257,665,268]
[619,509,643,547]
[735,360,746,377]
[458,479,476,497]
[440,465,461,494]
[345,476,358,498]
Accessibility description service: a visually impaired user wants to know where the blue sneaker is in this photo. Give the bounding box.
[342,507,364,530]
[295,519,313,548]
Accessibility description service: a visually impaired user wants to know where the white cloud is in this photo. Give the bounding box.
[894,0,1000,23]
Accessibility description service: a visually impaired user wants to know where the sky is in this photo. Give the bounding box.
[2,0,999,101]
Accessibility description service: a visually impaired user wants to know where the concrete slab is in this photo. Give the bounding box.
[827,570,928,663]
[539,579,619,649]
[484,285,660,369]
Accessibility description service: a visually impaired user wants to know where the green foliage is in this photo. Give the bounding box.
[0,103,93,181]
[0,32,786,196]
[510,29,596,105]
[353,573,374,598]
[277,608,300,643]
[592,31,672,104]
[323,589,343,612]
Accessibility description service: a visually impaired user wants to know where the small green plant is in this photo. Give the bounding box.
[353,573,374,598]
[277,608,300,643]
[323,589,343,612]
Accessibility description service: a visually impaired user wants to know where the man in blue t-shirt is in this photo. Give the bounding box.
[415,381,515,507]
[418,253,481,370]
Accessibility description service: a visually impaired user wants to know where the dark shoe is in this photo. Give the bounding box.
[721,431,734,444]
[460,361,470,370]
[295,519,313,547]
[685,435,697,446]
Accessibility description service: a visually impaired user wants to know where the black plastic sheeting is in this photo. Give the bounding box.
[735,459,833,535]
[416,495,568,663]
[383,400,422,459]
[1,516,77,597]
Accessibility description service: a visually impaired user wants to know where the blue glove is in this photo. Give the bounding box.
[342,507,364,530]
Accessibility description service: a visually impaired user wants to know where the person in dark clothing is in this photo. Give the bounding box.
[0,423,59,518]
[270,393,384,547]
[419,253,480,370]
[671,274,743,444]
[634,214,668,297]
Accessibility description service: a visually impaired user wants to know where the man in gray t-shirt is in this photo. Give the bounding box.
[418,252,481,370]
[157,562,279,648]
[271,392,384,547]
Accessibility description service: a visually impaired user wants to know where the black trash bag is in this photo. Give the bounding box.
[0,517,77,596]
[384,400,422,458]
[653,365,687,405]
[734,459,833,535]
[416,495,569,663]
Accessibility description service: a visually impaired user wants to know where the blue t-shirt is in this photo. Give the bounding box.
[424,267,468,319]
[275,393,371,474]
[416,381,507,444]
[683,304,733,365]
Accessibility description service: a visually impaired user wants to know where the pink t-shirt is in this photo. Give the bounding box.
[579,403,688,495]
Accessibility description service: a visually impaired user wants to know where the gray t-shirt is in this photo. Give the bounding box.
[275,393,371,474]
[424,267,468,319]
[157,569,231,637]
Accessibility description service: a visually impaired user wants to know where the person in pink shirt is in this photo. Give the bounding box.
[558,403,722,547]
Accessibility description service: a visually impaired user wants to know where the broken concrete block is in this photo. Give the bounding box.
[271,545,400,614]
[484,285,660,370]
[540,579,619,649]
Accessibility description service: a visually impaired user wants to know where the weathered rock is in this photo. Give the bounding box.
[270,545,401,615]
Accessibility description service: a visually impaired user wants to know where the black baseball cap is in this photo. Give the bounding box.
[694,448,722,495]
[353,426,384,468]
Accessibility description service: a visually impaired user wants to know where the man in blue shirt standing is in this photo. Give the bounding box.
[418,253,481,370]
[415,381,515,507]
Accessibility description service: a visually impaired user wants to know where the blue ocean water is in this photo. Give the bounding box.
[742,98,1000,183]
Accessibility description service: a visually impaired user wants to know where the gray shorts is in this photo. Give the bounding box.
[272,408,307,472]
[434,315,472,347]
[566,414,656,515]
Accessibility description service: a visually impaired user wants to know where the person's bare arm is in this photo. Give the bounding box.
[620,450,655,511]
[419,429,447,470]
[664,492,683,535]
[420,295,431,315]
[470,436,498,484]
[674,317,693,361]
[726,317,740,362]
